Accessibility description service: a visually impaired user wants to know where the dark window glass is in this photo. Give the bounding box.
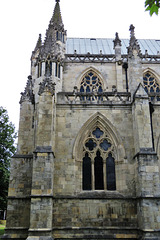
[83,153,92,190]
[100,139,111,151]
[50,62,52,76]
[85,139,97,151]
[98,86,103,93]
[89,72,93,77]
[40,62,42,77]
[80,86,84,92]
[92,127,103,139]
[94,151,104,190]
[86,86,90,92]
[55,63,58,77]
[58,64,61,78]
[106,153,116,191]
[56,31,59,40]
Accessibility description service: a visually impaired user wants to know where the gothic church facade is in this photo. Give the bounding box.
[3,1,160,239]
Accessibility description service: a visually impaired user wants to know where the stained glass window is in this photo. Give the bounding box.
[82,126,116,191]
[83,153,92,190]
[106,153,116,190]
[143,72,160,101]
[80,71,103,101]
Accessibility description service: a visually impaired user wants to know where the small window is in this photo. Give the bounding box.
[80,71,103,101]
[55,62,61,79]
[45,60,52,77]
[82,127,116,191]
[143,72,160,101]
[37,62,42,78]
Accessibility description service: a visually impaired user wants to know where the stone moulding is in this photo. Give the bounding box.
[12,154,33,158]
[38,78,56,96]
[57,91,131,105]
[34,146,53,153]
[73,112,126,163]
[65,54,160,63]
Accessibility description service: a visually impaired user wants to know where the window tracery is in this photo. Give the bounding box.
[80,71,103,101]
[82,127,116,191]
[143,72,160,101]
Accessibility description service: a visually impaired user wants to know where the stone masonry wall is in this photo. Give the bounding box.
[54,106,135,196]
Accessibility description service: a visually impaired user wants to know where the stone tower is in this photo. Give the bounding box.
[3,1,160,239]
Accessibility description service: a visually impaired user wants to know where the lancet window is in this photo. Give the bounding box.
[80,71,103,101]
[56,31,65,43]
[82,127,116,191]
[37,62,42,78]
[45,60,52,76]
[143,72,160,101]
[55,62,61,78]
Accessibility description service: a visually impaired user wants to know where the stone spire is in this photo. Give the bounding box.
[128,24,141,57]
[49,0,64,30]
[41,0,66,57]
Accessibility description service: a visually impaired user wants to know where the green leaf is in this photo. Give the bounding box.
[150,3,159,15]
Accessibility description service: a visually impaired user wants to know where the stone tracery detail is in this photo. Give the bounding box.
[83,126,116,191]
[143,72,160,101]
[80,71,103,93]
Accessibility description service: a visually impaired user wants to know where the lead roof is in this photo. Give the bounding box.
[66,38,160,55]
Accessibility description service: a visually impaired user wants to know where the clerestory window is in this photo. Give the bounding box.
[80,71,103,101]
[143,72,160,101]
[82,127,116,191]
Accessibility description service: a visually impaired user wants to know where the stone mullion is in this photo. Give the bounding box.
[103,157,107,190]
[91,158,95,190]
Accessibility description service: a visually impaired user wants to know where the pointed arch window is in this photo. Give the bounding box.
[37,62,42,78]
[80,71,103,101]
[55,62,61,78]
[143,72,160,101]
[45,60,52,76]
[82,127,116,191]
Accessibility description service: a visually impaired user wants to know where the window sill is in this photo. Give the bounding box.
[77,190,124,199]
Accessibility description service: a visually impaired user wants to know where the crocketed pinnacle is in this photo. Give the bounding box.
[34,34,42,52]
[128,24,141,57]
[113,32,122,49]
[50,0,64,29]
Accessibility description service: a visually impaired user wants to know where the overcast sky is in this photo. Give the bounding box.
[0,0,159,132]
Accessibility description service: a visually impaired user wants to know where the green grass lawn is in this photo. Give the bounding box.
[0,225,5,236]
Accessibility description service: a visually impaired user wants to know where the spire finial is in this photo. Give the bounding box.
[129,24,135,38]
[128,24,142,57]
[113,32,122,49]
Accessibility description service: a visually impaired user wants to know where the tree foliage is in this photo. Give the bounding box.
[0,107,16,211]
[145,0,160,15]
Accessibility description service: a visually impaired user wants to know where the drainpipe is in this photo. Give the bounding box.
[123,62,129,93]
[149,102,155,150]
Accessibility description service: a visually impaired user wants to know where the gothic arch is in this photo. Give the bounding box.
[77,67,106,91]
[73,112,125,163]
[143,68,160,101]
[143,68,160,83]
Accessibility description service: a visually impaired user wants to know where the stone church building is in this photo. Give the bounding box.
[3,0,160,239]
